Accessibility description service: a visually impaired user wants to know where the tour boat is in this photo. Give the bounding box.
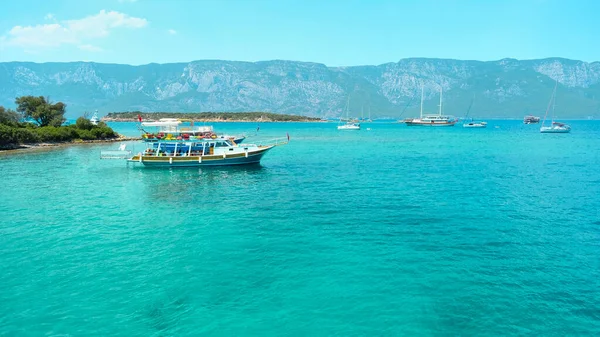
[523,115,541,124]
[124,136,288,167]
[404,86,457,126]
[140,118,245,143]
[100,135,289,167]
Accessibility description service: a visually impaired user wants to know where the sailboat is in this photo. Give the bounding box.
[404,85,457,126]
[462,95,487,128]
[540,80,571,133]
[397,94,417,123]
[365,105,373,122]
[338,96,360,130]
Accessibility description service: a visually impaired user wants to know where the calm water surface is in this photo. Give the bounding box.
[1,121,599,335]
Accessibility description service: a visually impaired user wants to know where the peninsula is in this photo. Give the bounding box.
[103,112,323,122]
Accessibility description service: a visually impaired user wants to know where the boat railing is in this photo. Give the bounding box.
[242,136,290,148]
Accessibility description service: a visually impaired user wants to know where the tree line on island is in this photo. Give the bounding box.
[0,96,117,148]
[105,111,322,122]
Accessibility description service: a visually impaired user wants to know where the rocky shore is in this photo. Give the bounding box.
[0,134,141,153]
[102,111,324,123]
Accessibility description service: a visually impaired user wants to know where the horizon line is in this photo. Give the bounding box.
[1,56,598,68]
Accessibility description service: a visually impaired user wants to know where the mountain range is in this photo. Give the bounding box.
[1,58,599,119]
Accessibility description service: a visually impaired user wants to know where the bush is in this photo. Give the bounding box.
[90,126,117,139]
[15,128,40,143]
[35,126,80,142]
[0,110,117,145]
[0,124,18,145]
[75,117,94,130]
[76,129,96,140]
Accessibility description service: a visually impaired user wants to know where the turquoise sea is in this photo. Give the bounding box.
[1,121,600,336]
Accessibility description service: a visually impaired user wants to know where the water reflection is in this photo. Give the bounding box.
[136,164,268,203]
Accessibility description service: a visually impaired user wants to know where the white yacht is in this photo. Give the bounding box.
[90,110,100,125]
[338,97,360,130]
[404,86,457,126]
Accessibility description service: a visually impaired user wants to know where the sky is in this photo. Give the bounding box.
[0,0,598,66]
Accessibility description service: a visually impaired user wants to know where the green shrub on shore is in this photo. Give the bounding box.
[0,96,118,147]
[75,116,94,130]
[0,124,41,145]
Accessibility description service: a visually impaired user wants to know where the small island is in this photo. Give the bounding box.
[103,111,323,122]
[0,96,123,150]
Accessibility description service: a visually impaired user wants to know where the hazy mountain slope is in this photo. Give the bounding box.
[1,58,599,119]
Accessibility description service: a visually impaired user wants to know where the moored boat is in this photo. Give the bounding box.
[463,120,487,128]
[523,115,541,124]
[540,122,571,133]
[540,80,571,134]
[405,115,457,126]
[404,85,457,127]
[461,95,487,128]
[119,136,289,167]
[337,97,361,130]
[337,122,360,130]
[140,118,245,143]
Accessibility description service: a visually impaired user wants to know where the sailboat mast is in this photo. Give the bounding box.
[420,86,424,119]
[542,80,558,127]
[439,85,443,116]
[346,96,350,120]
[552,79,558,123]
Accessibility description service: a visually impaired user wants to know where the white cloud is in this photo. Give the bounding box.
[2,10,148,49]
[66,10,147,38]
[168,29,177,35]
[6,24,77,48]
[78,44,103,52]
[45,13,55,20]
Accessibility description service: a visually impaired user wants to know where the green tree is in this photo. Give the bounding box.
[0,106,20,126]
[15,96,66,127]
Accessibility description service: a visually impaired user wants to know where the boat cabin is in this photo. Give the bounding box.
[143,139,240,157]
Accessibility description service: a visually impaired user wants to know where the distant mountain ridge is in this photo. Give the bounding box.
[1,58,599,119]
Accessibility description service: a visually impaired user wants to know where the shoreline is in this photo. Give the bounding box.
[0,135,141,154]
[102,118,326,123]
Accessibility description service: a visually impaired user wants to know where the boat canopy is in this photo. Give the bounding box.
[141,118,180,128]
